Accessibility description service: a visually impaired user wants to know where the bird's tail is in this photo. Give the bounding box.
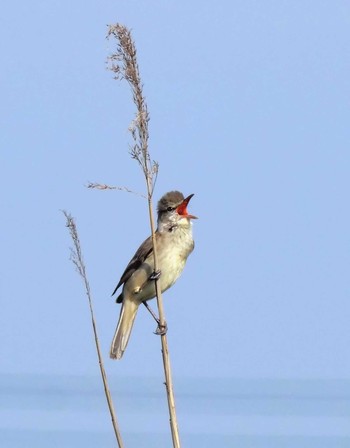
[110,299,139,360]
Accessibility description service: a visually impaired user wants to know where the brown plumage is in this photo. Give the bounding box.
[110,191,197,359]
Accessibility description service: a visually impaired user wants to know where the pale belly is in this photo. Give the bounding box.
[124,229,194,303]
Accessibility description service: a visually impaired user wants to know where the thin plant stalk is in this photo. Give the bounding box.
[146,194,181,448]
[63,211,124,448]
[107,23,181,448]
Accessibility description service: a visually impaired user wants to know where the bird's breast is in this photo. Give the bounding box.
[156,229,194,291]
[123,227,194,302]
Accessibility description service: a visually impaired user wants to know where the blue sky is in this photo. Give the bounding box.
[1,0,350,382]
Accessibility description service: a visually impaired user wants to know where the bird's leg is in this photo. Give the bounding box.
[142,301,168,336]
[143,270,167,334]
[142,301,159,323]
[139,270,162,292]
[149,269,161,281]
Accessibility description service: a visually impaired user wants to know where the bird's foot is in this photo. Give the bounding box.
[142,301,167,335]
[154,321,168,336]
[149,270,161,281]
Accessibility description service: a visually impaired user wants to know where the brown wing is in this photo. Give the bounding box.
[112,235,154,297]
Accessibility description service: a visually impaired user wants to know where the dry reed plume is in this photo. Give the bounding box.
[64,23,182,448]
[106,23,181,448]
[63,211,124,447]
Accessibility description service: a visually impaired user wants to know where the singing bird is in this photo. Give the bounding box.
[110,191,197,359]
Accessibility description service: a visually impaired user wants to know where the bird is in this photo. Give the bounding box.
[110,191,197,360]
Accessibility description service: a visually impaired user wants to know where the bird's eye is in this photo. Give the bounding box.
[167,206,174,212]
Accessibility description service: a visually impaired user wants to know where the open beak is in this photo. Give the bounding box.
[176,194,198,219]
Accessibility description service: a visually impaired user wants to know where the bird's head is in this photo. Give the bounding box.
[157,191,197,230]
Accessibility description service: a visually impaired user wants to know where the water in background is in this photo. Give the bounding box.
[1,374,350,447]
